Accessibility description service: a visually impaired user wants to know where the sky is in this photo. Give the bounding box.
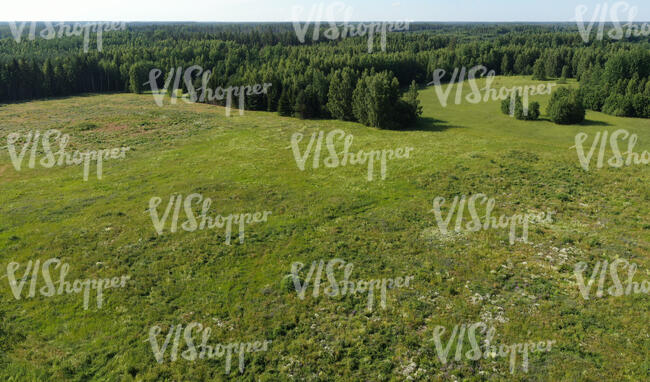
[2,0,649,22]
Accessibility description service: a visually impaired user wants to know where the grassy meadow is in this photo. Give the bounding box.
[0,76,648,381]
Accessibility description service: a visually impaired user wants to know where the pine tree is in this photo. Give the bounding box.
[42,59,55,97]
[561,65,571,79]
[352,73,369,125]
[277,87,293,116]
[514,54,527,75]
[501,54,510,75]
[532,59,546,81]
[294,90,307,119]
[352,71,419,129]
[327,68,357,121]
[626,73,640,96]
[404,80,423,120]
[129,62,148,94]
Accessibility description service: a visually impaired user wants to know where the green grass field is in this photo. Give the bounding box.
[0,76,648,381]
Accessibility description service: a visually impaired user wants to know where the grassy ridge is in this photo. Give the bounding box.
[0,76,648,381]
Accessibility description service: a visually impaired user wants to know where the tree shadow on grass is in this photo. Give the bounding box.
[536,117,611,127]
[580,119,612,126]
[401,117,465,132]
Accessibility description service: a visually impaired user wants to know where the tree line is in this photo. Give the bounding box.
[1,22,648,127]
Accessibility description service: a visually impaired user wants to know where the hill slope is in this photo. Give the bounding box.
[0,77,648,381]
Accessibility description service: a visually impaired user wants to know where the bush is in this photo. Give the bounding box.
[501,93,540,120]
[522,101,541,120]
[501,97,512,115]
[71,122,99,131]
[547,87,586,124]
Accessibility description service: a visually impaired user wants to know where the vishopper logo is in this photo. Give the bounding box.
[144,65,271,116]
[574,259,650,299]
[574,2,650,42]
[286,258,414,311]
[290,129,414,181]
[291,2,410,53]
[6,130,130,181]
[148,193,272,245]
[431,194,555,245]
[431,322,556,374]
[148,321,271,374]
[5,258,130,310]
[9,21,126,52]
[428,65,556,117]
[573,129,649,171]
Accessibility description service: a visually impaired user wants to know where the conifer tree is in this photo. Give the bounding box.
[327,68,357,121]
[277,87,293,116]
[532,59,546,81]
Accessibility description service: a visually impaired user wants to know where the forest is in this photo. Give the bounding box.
[1,22,649,126]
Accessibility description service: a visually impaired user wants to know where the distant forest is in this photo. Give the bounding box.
[1,22,649,126]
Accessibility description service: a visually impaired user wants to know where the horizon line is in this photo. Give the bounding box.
[1,20,649,23]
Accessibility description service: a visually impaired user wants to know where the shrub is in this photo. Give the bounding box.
[71,122,99,131]
[501,93,540,120]
[547,87,586,124]
[501,97,512,115]
[515,102,540,121]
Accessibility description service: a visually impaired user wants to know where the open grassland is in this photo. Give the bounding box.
[0,76,648,381]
